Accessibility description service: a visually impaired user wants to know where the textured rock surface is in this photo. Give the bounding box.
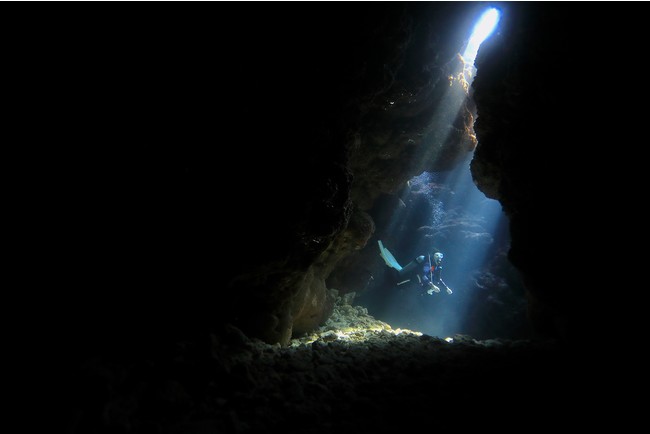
[66,296,577,434]
[470,3,614,343]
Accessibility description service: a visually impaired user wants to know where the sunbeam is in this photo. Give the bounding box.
[357,6,520,340]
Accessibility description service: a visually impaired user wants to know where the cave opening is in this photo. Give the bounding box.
[353,6,529,340]
[463,7,500,64]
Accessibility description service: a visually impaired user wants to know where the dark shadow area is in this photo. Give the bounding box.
[17,2,630,433]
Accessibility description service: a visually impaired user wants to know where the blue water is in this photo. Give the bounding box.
[357,154,515,338]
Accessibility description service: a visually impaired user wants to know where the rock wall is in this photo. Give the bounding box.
[470,3,619,343]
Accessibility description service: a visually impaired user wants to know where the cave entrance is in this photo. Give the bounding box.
[355,7,529,340]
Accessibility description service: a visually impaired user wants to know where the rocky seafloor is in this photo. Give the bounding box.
[67,293,587,434]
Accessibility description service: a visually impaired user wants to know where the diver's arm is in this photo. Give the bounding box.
[426,280,441,294]
[439,279,453,294]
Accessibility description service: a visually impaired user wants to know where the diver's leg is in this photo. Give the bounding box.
[378,240,403,271]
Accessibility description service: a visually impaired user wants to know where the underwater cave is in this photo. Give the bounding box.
[49,2,623,433]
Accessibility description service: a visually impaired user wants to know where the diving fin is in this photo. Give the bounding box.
[378,240,403,271]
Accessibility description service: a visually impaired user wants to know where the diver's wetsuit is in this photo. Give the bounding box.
[394,255,426,286]
[422,258,451,292]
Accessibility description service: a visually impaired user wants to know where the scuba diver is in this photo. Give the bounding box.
[425,252,453,295]
[378,240,453,295]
